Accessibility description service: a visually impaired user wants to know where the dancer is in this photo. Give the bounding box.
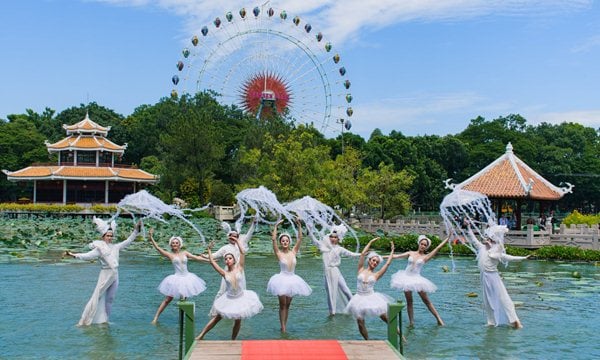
[148,228,207,324]
[198,219,256,317]
[345,237,395,340]
[267,218,312,333]
[65,217,142,326]
[389,235,448,326]
[466,225,529,329]
[196,237,263,340]
[313,224,360,315]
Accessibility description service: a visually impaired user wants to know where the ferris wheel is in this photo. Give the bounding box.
[171,5,354,136]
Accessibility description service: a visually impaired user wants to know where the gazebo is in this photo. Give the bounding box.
[446,142,573,229]
[3,113,159,204]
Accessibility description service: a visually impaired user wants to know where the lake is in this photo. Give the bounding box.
[1,251,599,359]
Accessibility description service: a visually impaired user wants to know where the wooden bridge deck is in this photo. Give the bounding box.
[187,340,402,360]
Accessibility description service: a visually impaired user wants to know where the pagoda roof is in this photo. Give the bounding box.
[45,135,126,153]
[63,113,110,135]
[449,143,573,200]
[3,165,158,183]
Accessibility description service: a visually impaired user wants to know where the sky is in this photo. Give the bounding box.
[1,0,600,139]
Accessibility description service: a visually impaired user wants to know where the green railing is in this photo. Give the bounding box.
[387,300,405,355]
[178,301,195,360]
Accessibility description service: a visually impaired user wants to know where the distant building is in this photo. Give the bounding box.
[2,113,159,204]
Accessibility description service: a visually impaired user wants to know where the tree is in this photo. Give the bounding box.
[0,119,50,201]
[236,125,331,201]
[357,162,414,219]
[159,93,227,205]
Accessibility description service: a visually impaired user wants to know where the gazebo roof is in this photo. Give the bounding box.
[450,143,573,200]
[63,112,110,135]
[2,165,158,183]
[45,135,126,153]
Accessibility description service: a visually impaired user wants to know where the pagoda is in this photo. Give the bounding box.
[3,113,159,204]
[445,142,572,228]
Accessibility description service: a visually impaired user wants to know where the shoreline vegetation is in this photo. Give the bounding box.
[1,211,599,263]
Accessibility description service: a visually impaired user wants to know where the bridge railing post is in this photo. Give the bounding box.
[387,300,404,355]
[178,300,195,360]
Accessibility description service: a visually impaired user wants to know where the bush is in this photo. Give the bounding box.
[562,210,600,227]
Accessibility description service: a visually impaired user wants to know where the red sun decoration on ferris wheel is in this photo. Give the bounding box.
[240,72,291,118]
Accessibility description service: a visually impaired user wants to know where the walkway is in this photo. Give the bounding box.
[187,339,402,359]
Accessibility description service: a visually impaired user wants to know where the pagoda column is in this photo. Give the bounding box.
[63,180,67,204]
[33,180,37,204]
[105,180,109,204]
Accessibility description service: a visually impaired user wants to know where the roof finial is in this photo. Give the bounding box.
[506,142,513,153]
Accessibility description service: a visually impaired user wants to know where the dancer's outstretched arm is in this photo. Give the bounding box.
[375,241,395,280]
[148,228,173,260]
[207,241,226,277]
[357,237,379,272]
[271,219,283,256]
[292,218,303,254]
[424,237,450,262]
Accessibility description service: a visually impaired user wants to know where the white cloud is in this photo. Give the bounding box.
[94,0,592,46]
[528,110,600,128]
[571,34,600,53]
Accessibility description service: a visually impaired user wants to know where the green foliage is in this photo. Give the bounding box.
[562,210,600,226]
[534,245,600,262]
[0,203,84,212]
[89,204,117,213]
[3,92,600,218]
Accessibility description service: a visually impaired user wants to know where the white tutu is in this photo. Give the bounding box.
[213,290,264,319]
[158,273,206,299]
[390,270,437,293]
[267,272,312,297]
[345,292,394,319]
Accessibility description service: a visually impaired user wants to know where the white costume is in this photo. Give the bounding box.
[74,223,139,326]
[158,255,206,299]
[313,233,360,314]
[212,270,263,319]
[345,271,393,319]
[390,256,438,293]
[208,223,254,316]
[469,226,527,327]
[267,256,312,297]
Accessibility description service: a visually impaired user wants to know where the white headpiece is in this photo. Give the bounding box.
[329,224,348,242]
[366,251,383,265]
[484,225,508,243]
[93,216,116,236]
[278,232,293,244]
[417,235,431,250]
[169,236,183,247]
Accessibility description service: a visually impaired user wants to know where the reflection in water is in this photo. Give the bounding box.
[0,256,599,359]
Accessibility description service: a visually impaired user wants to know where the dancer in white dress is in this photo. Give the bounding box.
[196,237,263,340]
[148,228,207,324]
[345,237,394,340]
[390,235,448,326]
[466,225,529,329]
[197,220,256,317]
[65,218,142,326]
[267,218,312,333]
[313,225,360,315]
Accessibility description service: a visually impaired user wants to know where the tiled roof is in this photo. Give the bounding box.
[63,113,110,135]
[454,143,572,200]
[3,166,158,183]
[46,135,125,152]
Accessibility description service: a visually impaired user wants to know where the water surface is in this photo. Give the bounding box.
[1,253,598,359]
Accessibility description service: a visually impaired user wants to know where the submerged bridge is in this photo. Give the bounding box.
[177,301,405,360]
